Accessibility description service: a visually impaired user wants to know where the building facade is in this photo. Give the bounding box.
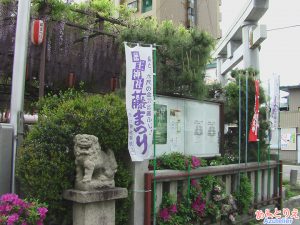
[122,0,222,39]
[276,85,300,163]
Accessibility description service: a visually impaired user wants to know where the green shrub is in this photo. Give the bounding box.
[224,68,269,162]
[234,174,253,214]
[16,91,131,225]
[148,152,206,171]
[118,19,214,99]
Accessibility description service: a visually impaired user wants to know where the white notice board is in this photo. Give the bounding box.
[185,100,219,157]
[281,128,297,150]
[153,96,220,157]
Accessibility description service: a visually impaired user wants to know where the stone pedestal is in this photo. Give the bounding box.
[290,170,298,186]
[63,188,128,225]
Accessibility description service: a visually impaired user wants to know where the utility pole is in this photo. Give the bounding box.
[10,0,31,193]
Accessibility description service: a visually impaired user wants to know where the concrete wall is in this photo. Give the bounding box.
[271,149,297,164]
[124,0,222,39]
[280,111,300,130]
[289,89,300,111]
[196,0,222,38]
[156,0,187,27]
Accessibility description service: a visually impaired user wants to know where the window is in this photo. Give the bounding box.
[128,1,138,11]
[298,107,300,112]
[187,0,195,27]
[142,0,152,13]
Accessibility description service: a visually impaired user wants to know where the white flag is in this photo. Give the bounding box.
[125,44,154,161]
[270,74,280,130]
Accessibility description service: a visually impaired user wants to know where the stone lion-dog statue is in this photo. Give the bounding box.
[74,134,117,190]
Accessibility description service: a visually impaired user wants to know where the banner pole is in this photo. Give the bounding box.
[267,79,271,198]
[152,44,157,225]
[256,79,261,201]
[256,133,260,201]
[238,74,242,188]
[245,72,249,165]
[277,75,281,199]
[187,163,191,203]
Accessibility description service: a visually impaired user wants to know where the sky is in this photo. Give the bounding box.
[221,0,300,88]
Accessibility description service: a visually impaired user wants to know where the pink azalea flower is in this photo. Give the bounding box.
[13,198,25,207]
[7,213,19,225]
[5,205,13,212]
[169,204,177,214]
[37,220,43,225]
[192,197,206,216]
[0,205,6,212]
[191,179,198,187]
[159,208,170,221]
[38,207,48,220]
[0,193,19,202]
[185,159,190,168]
[191,156,201,168]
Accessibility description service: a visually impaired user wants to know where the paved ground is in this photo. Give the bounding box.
[293,219,300,225]
[283,164,300,183]
[283,164,300,225]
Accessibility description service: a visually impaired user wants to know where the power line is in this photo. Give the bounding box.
[267,24,300,32]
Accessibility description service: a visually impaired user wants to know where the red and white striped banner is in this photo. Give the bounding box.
[249,80,260,142]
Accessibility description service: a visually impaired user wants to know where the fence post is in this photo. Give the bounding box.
[225,175,231,195]
[250,172,255,203]
[279,160,283,209]
[270,168,274,200]
[263,170,268,202]
[144,173,153,225]
[155,183,163,213]
[169,181,178,201]
[256,170,262,202]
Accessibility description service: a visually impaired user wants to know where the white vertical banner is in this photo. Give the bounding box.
[270,74,280,149]
[270,74,280,130]
[125,43,154,161]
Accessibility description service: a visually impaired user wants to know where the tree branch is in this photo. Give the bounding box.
[71,8,127,27]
